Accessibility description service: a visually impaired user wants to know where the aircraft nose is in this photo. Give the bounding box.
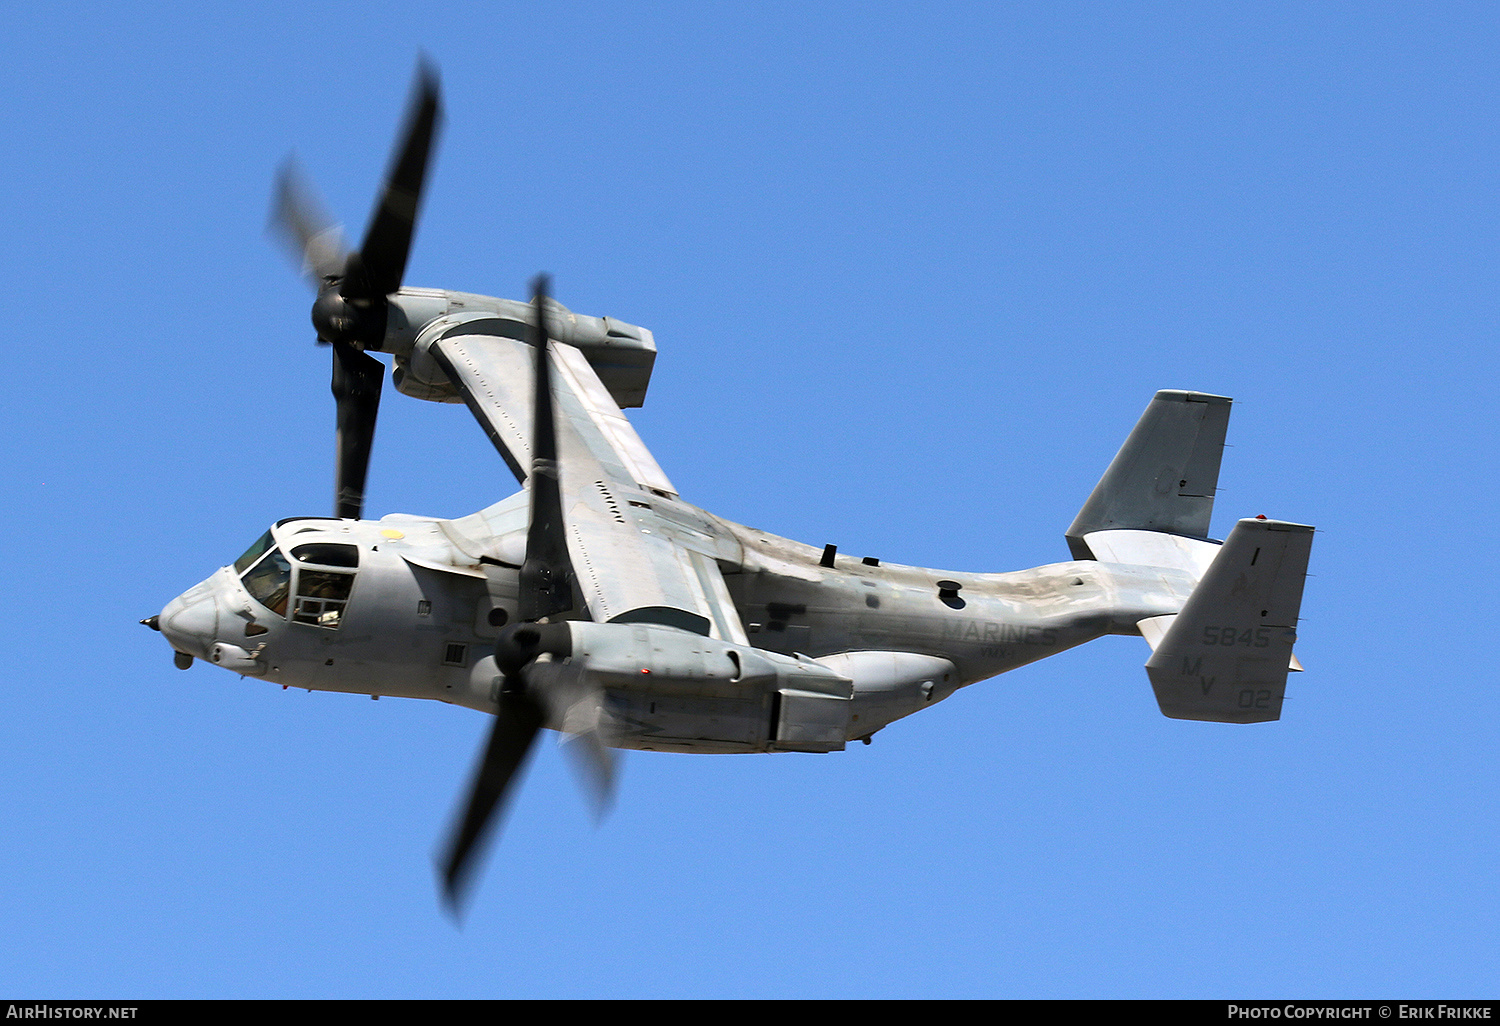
[156,581,221,662]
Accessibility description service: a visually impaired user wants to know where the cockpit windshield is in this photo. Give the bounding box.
[234,531,274,574]
[241,548,291,617]
[235,531,360,628]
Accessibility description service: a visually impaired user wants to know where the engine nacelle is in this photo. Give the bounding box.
[389,294,658,410]
[494,621,857,752]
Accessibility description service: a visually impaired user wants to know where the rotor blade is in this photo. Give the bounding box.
[559,721,618,823]
[270,160,347,286]
[353,60,442,299]
[530,275,559,467]
[520,642,616,822]
[331,340,383,520]
[519,275,575,621]
[439,689,545,913]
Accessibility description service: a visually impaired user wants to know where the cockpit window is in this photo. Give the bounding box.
[242,548,291,617]
[290,543,359,568]
[293,570,355,629]
[233,531,274,574]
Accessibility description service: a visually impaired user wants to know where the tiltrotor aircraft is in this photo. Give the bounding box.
[144,66,1314,910]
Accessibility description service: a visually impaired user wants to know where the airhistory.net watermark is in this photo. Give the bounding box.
[5,1007,137,1019]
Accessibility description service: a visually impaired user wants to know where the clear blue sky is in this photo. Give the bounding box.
[3,2,1496,998]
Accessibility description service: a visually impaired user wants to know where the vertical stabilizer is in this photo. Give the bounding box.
[1143,518,1314,723]
[1067,390,1231,560]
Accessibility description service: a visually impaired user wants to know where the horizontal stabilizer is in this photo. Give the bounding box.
[1067,390,1231,560]
[1144,518,1314,723]
[1079,528,1221,578]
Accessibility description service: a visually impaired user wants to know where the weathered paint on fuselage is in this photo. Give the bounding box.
[157,492,1197,754]
[717,519,1191,683]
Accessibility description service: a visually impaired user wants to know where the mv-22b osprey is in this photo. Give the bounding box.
[144,67,1314,909]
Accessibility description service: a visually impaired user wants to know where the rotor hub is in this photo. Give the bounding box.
[312,288,385,348]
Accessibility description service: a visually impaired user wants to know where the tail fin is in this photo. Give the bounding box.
[1066,390,1232,560]
[1141,518,1314,723]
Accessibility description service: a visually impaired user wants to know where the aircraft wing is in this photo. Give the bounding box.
[425,322,748,645]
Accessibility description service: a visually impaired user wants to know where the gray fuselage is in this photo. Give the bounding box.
[156,496,1194,753]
